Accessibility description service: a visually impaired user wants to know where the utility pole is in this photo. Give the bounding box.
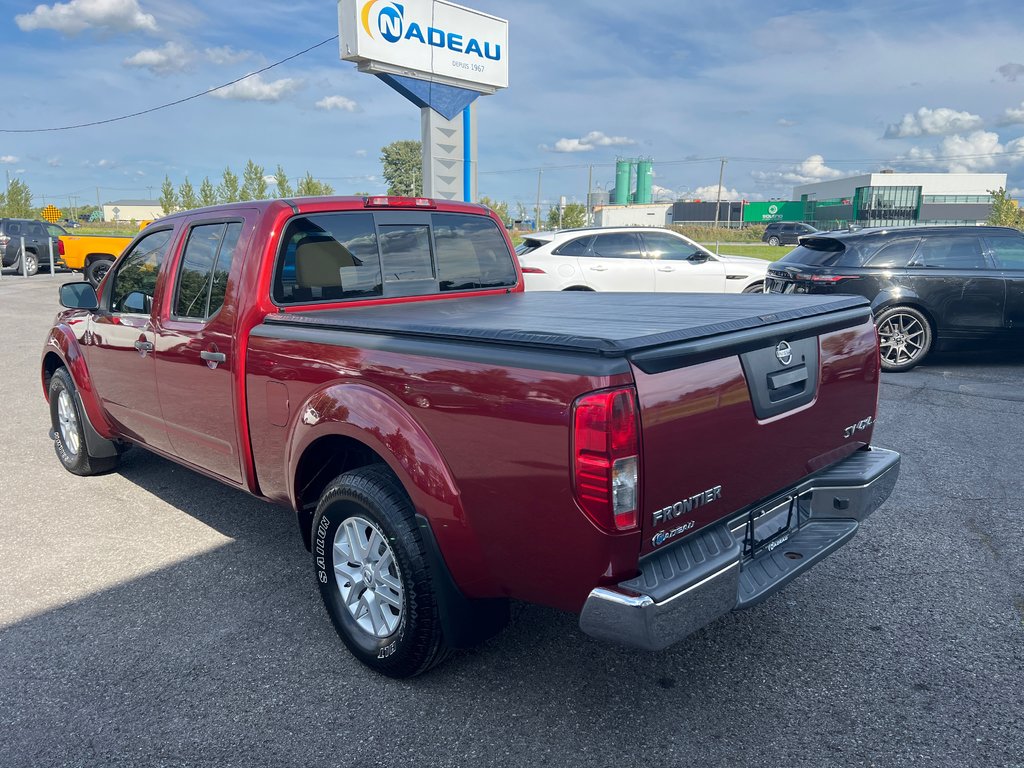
[713,157,727,228]
[535,169,542,232]
[586,165,593,226]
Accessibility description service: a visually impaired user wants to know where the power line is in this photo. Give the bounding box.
[0,35,339,134]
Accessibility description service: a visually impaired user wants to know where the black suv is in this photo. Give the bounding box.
[0,218,66,275]
[762,221,818,246]
[766,225,1024,371]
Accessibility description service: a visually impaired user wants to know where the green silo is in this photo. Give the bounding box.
[613,160,631,205]
[636,159,653,204]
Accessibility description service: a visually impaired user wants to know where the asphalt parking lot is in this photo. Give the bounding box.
[1,274,1021,768]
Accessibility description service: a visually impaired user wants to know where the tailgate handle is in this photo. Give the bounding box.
[768,365,808,390]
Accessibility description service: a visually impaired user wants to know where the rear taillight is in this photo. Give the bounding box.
[573,387,640,532]
[808,274,859,283]
[520,266,545,274]
[58,239,65,256]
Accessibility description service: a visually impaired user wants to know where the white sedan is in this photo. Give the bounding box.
[516,227,767,294]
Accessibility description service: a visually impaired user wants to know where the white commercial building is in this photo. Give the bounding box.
[103,199,164,223]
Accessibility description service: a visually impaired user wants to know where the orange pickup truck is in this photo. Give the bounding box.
[58,227,149,286]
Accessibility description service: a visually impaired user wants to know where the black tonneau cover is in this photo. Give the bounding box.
[264,292,869,358]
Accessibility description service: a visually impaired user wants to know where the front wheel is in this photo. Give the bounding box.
[742,281,765,294]
[85,258,114,288]
[312,465,450,678]
[875,306,933,372]
[49,368,119,476]
[768,236,781,246]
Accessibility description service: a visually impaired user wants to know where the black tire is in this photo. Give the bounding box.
[875,305,933,372]
[768,236,781,246]
[85,258,114,288]
[312,465,450,678]
[48,367,119,476]
[742,281,765,294]
[21,251,39,276]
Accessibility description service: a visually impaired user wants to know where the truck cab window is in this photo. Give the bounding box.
[173,222,243,320]
[274,213,381,303]
[109,229,173,314]
[433,214,517,291]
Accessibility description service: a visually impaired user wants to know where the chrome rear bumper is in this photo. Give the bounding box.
[579,447,900,651]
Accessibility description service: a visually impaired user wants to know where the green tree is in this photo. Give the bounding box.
[240,159,268,201]
[179,177,199,210]
[199,177,217,207]
[380,140,421,196]
[159,175,179,216]
[2,178,33,217]
[546,201,586,229]
[218,166,240,203]
[295,172,334,196]
[478,196,510,226]
[273,165,292,198]
[987,187,1024,229]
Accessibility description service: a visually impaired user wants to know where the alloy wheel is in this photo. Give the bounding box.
[878,312,927,367]
[57,389,81,457]
[332,516,404,637]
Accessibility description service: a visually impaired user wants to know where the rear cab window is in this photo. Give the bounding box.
[273,210,516,305]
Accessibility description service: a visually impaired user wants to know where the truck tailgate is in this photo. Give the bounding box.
[630,304,879,557]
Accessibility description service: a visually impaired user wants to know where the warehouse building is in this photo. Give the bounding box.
[792,171,1005,227]
[103,199,163,223]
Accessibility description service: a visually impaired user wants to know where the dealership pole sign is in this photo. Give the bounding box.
[338,1,508,204]
[340,0,508,93]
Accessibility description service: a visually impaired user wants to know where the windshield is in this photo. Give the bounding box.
[516,239,547,256]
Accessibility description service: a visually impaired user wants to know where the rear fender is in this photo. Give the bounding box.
[287,382,496,596]
[42,324,116,440]
[870,287,925,315]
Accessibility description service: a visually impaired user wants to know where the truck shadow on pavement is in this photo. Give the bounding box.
[0,446,957,767]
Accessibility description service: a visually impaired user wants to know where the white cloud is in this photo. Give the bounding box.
[691,184,744,201]
[315,95,359,112]
[205,46,252,65]
[651,184,675,200]
[16,0,157,35]
[998,63,1024,82]
[998,102,1024,127]
[48,157,61,167]
[1,155,18,164]
[777,118,798,128]
[884,107,983,138]
[263,175,278,185]
[124,41,191,75]
[546,130,637,153]
[902,130,1024,173]
[354,149,367,157]
[752,155,846,186]
[211,74,303,102]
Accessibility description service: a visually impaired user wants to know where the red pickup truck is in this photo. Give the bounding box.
[42,196,899,677]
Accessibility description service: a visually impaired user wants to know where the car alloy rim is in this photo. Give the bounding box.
[332,516,403,637]
[878,313,926,366]
[93,263,110,282]
[57,389,80,457]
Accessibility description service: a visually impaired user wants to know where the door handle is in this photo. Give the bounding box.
[134,340,154,354]
[588,265,608,271]
[200,350,226,363]
[657,266,675,272]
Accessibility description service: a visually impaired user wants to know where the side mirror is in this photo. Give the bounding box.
[59,282,99,310]
[688,251,710,264]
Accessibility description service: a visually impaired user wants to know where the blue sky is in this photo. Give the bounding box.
[4,0,1024,215]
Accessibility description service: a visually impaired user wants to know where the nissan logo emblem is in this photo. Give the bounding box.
[776,341,794,366]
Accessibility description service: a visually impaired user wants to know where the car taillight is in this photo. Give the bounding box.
[364,196,436,208]
[58,239,65,255]
[520,266,545,274]
[808,274,859,283]
[573,387,640,532]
